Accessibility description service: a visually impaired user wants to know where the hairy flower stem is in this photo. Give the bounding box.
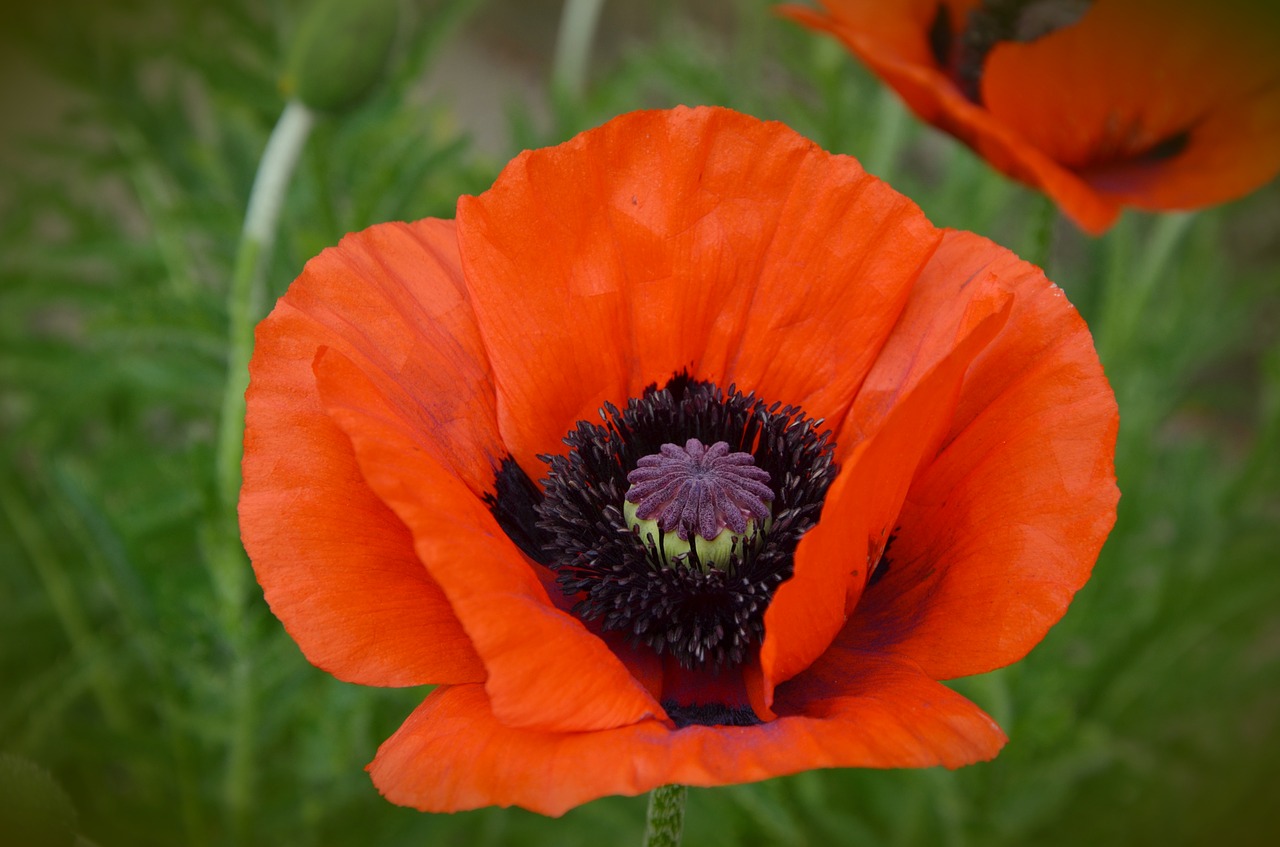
[216,99,315,511]
[552,0,606,98]
[864,85,908,181]
[211,97,314,841]
[643,784,688,847]
[1029,193,1056,275]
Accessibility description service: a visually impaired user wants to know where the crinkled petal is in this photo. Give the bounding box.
[837,231,1119,678]
[369,651,1004,815]
[760,288,1011,705]
[456,106,940,475]
[240,218,492,686]
[314,347,664,732]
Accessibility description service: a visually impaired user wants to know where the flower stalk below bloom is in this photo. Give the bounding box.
[553,0,606,97]
[643,784,687,847]
[212,96,313,841]
[216,99,315,511]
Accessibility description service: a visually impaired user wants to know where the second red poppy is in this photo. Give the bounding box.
[784,0,1280,233]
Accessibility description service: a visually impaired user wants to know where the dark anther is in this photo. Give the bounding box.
[533,375,838,670]
[663,701,762,729]
[483,457,551,565]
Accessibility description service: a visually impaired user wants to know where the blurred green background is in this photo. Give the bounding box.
[2,1,1278,845]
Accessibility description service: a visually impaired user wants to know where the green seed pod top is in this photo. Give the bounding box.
[283,0,400,114]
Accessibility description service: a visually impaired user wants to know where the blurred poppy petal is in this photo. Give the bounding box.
[984,0,1280,212]
[786,0,1280,233]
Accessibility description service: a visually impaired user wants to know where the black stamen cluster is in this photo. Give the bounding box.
[533,375,837,669]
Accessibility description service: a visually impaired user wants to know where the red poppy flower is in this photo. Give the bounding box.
[782,0,1280,234]
[239,106,1118,815]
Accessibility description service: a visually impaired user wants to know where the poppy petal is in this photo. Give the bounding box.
[241,219,492,686]
[369,652,1004,815]
[760,288,1011,705]
[848,230,1038,434]
[257,219,505,491]
[787,1,1280,233]
[782,1,1122,233]
[313,347,665,732]
[983,0,1280,213]
[455,106,941,476]
[838,231,1119,678]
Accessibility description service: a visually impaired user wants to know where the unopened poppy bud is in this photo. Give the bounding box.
[282,0,399,114]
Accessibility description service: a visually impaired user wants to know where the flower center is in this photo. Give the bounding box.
[623,438,773,572]
[486,375,837,670]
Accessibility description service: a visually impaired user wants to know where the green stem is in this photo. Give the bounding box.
[863,85,908,182]
[210,97,314,843]
[1029,193,1056,275]
[643,784,687,847]
[215,99,315,511]
[1096,212,1196,363]
[552,0,606,98]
